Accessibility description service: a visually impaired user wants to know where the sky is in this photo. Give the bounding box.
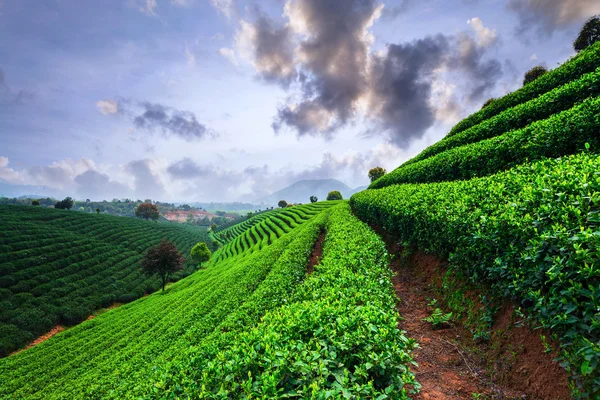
[1,0,599,202]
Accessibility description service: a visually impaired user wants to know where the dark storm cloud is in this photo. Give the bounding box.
[126,159,166,200]
[239,16,297,88]
[507,0,600,35]
[367,33,502,147]
[272,0,381,136]
[133,102,210,141]
[368,35,450,148]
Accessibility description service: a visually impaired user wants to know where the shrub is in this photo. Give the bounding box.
[523,65,548,86]
[481,98,495,109]
[326,190,343,200]
[190,242,211,267]
[277,200,288,208]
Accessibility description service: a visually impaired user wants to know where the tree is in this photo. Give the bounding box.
[326,190,343,200]
[95,208,100,214]
[247,212,253,218]
[141,239,184,291]
[574,15,600,52]
[31,200,40,206]
[210,223,217,231]
[190,242,211,268]
[55,197,74,210]
[368,167,387,182]
[481,98,496,109]
[135,202,160,221]
[278,200,288,208]
[523,65,548,86]
[180,204,191,211]
[310,195,318,203]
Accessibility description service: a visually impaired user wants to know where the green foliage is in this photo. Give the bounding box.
[352,153,600,396]
[370,96,600,188]
[190,242,211,267]
[309,195,318,203]
[54,197,74,210]
[574,15,600,53]
[135,202,159,221]
[368,166,387,182]
[326,190,343,200]
[31,200,39,206]
[481,97,495,109]
[447,40,600,137]
[95,208,100,214]
[277,200,287,208]
[141,239,184,291]
[423,308,452,329]
[0,205,208,355]
[523,65,548,86]
[383,65,600,178]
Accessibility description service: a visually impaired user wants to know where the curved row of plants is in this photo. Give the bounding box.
[0,203,334,398]
[447,40,600,137]
[369,96,600,187]
[146,203,418,399]
[0,205,208,356]
[352,153,600,397]
[387,66,600,175]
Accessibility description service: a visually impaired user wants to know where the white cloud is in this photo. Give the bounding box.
[0,157,25,184]
[139,0,158,15]
[185,46,196,66]
[96,99,119,115]
[467,17,498,48]
[530,53,538,60]
[218,47,238,66]
[209,0,233,19]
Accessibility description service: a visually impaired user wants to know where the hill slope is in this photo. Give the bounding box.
[0,205,208,356]
[256,178,359,205]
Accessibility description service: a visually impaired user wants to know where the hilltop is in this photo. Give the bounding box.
[255,178,363,205]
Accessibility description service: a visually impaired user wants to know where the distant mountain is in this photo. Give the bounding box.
[256,179,365,205]
[0,182,63,199]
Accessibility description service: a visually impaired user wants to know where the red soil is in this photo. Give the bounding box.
[388,244,570,399]
[307,230,325,275]
[10,325,65,356]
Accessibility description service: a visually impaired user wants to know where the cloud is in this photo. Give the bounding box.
[381,0,419,20]
[218,47,238,66]
[0,67,34,106]
[273,0,383,135]
[185,46,196,66]
[507,0,600,35]
[235,17,296,86]
[209,0,234,19]
[74,170,130,200]
[96,99,119,115]
[126,159,167,200]
[167,157,211,178]
[132,101,212,141]
[365,35,451,147]
[140,0,158,15]
[467,17,498,48]
[0,157,25,184]
[27,158,98,189]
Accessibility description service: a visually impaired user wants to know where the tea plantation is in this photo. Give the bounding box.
[0,205,209,356]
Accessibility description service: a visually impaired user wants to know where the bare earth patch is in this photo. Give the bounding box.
[387,242,570,399]
[307,230,325,275]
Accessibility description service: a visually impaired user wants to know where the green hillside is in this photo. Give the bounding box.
[1,31,600,400]
[0,205,208,356]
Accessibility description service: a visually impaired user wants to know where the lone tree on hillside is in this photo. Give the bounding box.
[31,200,40,206]
[55,197,74,210]
[95,208,100,214]
[368,167,387,182]
[190,242,211,268]
[310,195,318,203]
[574,15,600,52]
[278,200,288,208]
[523,65,548,86]
[326,190,343,200]
[210,223,217,231]
[136,202,160,221]
[141,239,184,291]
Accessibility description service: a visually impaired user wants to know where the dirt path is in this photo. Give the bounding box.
[390,248,531,399]
[307,230,325,275]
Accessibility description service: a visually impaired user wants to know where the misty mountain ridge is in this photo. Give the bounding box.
[256,179,366,205]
